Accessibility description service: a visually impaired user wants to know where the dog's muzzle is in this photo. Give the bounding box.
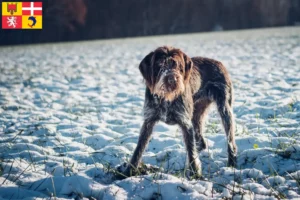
[167,75,177,85]
[164,73,178,91]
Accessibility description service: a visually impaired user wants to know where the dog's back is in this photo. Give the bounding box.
[191,57,233,104]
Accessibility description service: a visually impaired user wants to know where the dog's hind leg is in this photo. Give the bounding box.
[192,98,212,152]
[216,98,237,167]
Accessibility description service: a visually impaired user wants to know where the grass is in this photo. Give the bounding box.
[1,27,299,199]
[0,118,299,198]
[92,102,300,199]
[1,82,299,200]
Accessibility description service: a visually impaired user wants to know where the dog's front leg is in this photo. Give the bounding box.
[124,118,157,177]
[180,121,202,178]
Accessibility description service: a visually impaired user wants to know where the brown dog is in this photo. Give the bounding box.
[122,46,237,178]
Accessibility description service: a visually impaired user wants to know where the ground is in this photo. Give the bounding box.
[0,27,300,200]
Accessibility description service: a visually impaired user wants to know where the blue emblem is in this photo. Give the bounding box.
[28,16,36,28]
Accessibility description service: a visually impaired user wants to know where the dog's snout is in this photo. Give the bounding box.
[167,76,177,85]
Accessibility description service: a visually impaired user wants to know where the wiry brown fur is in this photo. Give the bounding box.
[119,46,237,179]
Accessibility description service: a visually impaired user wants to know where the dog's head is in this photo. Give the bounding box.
[139,46,193,102]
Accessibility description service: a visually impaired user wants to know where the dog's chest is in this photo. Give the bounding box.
[156,101,177,125]
[159,105,168,122]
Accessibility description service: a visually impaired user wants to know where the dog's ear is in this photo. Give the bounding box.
[183,53,193,81]
[139,51,155,88]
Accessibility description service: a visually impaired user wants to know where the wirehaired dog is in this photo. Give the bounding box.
[121,46,237,178]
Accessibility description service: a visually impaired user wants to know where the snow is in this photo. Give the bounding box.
[0,27,300,199]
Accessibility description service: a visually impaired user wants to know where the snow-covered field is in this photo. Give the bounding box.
[0,27,300,199]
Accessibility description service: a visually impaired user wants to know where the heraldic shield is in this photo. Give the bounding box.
[2,2,42,29]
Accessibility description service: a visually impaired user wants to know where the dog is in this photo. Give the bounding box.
[121,46,237,178]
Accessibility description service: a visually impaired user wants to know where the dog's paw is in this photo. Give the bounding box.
[114,163,161,180]
[189,173,204,180]
[227,155,237,168]
[196,141,207,152]
[185,164,203,180]
[114,163,132,180]
[186,170,204,180]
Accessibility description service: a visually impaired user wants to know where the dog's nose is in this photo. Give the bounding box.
[167,76,177,85]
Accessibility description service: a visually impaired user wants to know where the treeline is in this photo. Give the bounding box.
[0,0,300,45]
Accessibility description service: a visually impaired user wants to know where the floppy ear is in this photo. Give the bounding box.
[139,51,155,89]
[183,53,193,81]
